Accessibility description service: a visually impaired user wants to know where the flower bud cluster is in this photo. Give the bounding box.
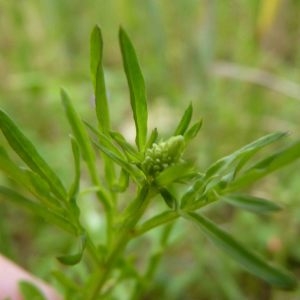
[142,135,185,177]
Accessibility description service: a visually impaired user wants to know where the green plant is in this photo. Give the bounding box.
[0,26,299,299]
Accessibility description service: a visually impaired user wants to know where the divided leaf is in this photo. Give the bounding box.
[119,27,148,151]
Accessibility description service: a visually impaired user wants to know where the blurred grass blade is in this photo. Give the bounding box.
[205,132,287,178]
[0,186,77,234]
[57,234,86,265]
[69,136,81,199]
[90,25,110,132]
[119,27,148,151]
[0,110,67,200]
[184,120,203,142]
[228,140,300,191]
[19,281,46,300]
[223,194,282,214]
[184,212,297,290]
[174,103,193,135]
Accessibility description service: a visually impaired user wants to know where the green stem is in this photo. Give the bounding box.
[86,184,151,299]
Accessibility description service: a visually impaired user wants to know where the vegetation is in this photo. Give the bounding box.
[1,1,300,299]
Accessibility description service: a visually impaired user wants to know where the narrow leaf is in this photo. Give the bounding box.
[68,136,81,199]
[174,103,193,135]
[184,119,203,142]
[0,186,77,234]
[145,128,158,150]
[227,140,300,191]
[184,212,297,290]
[223,194,282,213]
[90,25,103,84]
[90,26,110,132]
[155,162,194,186]
[61,89,101,188]
[205,132,287,179]
[119,27,148,151]
[0,110,67,200]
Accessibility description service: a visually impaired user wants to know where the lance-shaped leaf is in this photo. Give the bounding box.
[174,103,193,136]
[183,212,297,290]
[184,119,203,142]
[205,132,287,179]
[0,186,77,234]
[90,25,110,132]
[227,140,300,192]
[119,27,148,151]
[68,136,81,200]
[0,110,67,200]
[223,194,282,214]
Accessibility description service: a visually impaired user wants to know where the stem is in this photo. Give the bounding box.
[86,184,151,299]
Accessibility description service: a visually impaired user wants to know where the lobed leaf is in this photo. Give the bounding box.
[119,27,148,151]
[0,110,67,200]
[184,212,297,290]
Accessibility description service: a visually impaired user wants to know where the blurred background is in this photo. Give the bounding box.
[0,0,300,299]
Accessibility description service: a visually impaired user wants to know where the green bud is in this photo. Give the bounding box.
[142,135,185,177]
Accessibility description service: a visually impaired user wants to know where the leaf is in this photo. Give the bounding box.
[145,127,158,149]
[159,187,177,209]
[19,281,47,300]
[0,186,77,234]
[90,25,110,132]
[110,131,143,162]
[155,162,194,186]
[0,109,67,200]
[205,132,287,179]
[61,89,104,193]
[227,140,300,191]
[57,234,86,265]
[184,212,297,290]
[90,25,103,85]
[184,119,203,142]
[68,136,81,199]
[93,140,145,184]
[119,27,148,151]
[174,103,193,136]
[223,194,282,214]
